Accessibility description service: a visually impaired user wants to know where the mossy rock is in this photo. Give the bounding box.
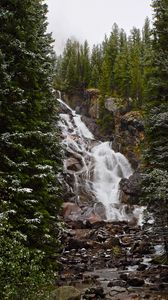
[49,286,81,300]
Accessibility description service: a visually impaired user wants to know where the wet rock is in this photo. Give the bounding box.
[137,263,148,271]
[119,273,128,282]
[81,116,101,139]
[93,202,106,220]
[66,157,82,172]
[85,219,106,229]
[131,240,153,255]
[160,271,168,283]
[121,236,134,246]
[107,280,127,287]
[62,203,82,221]
[119,172,141,205]
[109,286,127,293]
[127,277,145,287]
[49,286,81,300]
[83,287,105,299]
[66,238,90,250]
[103,236,121,249]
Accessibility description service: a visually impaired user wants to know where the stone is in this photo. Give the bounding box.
[127,277,145,287]
[137,263,148,271]
[130,240,153,255]
[107,280,126,288]
[119,273,128,282]
[119,171,141,205]
[105,98,119,112]
[62,202,82,221]
[66,157,82,172]
[110,286,126,293]
[84,286,105,298]
[49,286,81,300]
[67,238,89,250]
[120,111,144,132]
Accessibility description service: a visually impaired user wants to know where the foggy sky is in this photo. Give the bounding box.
[46,0,152,55]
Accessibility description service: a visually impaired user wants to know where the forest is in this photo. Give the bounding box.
[0,0,168,299]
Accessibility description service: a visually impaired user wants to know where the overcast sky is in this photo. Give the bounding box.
[46,0,152,55]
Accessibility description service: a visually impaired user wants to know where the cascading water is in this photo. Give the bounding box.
[91,142,132,220]
[58,93,143,223]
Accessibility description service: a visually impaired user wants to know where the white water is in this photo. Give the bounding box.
[58,95,143,223]
[91,142,132,220]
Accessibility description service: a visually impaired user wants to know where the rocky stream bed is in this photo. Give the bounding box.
[55,218,168,300]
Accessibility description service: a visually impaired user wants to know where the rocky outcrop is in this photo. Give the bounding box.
[119,172,142,205]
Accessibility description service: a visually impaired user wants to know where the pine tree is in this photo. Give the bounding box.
[0,1,62,293]
[129,27,144,106]
[90,44,103,88]
[142,0,168,260]
[114,30,131,98]
[100,23,120,95]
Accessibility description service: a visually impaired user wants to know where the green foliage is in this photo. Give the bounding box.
[0,0,62,297]
[142,0,168,259]
[55,39,90,92]
[0,219,56,300]
[97,96,115,135]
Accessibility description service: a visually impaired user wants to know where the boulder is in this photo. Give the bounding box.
[127,277,145,287]
[120,111,144,133]
[130,240,153,255]
[62,202,82,221]
[119,172,141,205]
[49,286,81,300]
[66,157,82,172]
[105,97,119,112]
[67,237,90,250]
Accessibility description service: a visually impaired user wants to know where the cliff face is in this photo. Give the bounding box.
[63,90,144,170]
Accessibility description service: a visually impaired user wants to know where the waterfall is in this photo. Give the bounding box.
[58,95,143,223]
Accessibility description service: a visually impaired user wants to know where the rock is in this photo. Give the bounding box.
[160,271,168,283]
[67,238,90,250]
[66,157,82,172]
[83,287,105,299]
[119,171,141,205]
[110,286,126,293]
[137,263,148,271]
[62,203,82,221]
[93,202,106,220]
[103,236,121,249]
[81,116,101,139]
[120,111,144,132]
[85,213,103,225]
[107,280,127,288]
[131,240,153,255]
[105,97,119,112]
[119,273,128,282]
[49,286,81,300]
[127,277,145,287]
[86,220,106,229]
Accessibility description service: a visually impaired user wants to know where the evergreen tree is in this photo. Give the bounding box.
[129,27,144,106]
[0,0,62,295]
[80,40,90,88]
[100,23,120,95]
[142,0,168,259]
[114,31,131,98]
[90,44,103,88]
